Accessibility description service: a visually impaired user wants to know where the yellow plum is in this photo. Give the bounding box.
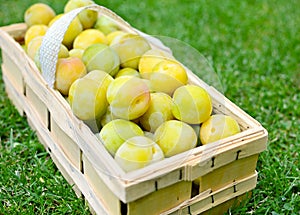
[24,24,48,47]
[110,33,151,69]
[115,136,163,172]
[82,43,120,76]
[200,114,241,145]
[106,76,151,120]
[73,29,107,50]
[98,119,144,156]
[55,56,87,95]
[49,14,83,48]
[139,92,174,133]
[154,120,197,157]
[69,70,113,121]
[172,85,212,124]
[64,0,98,29]
[24,3,56,27]
[150,60,188,95]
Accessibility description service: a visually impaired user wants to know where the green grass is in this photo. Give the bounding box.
[0,0,299,214]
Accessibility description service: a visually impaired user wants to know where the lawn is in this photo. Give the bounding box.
[0,0,299,214]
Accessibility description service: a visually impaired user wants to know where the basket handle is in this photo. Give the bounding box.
[39,4,136,88]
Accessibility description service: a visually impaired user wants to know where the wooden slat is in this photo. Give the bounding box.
[1,52,24,95]
[82,154,121,215]
[127,181,191,215]
[162,172,257,215]
[25,84,48,127]
[198,154,258,192]
[200,193,249,215]
[0,23,27,41]
[51,118,81,170]
[2,66,24,116]
[50,147,82,197]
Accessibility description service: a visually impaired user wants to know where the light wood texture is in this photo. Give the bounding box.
[162,172,257,215]
[0,23,27,42]
[51,118,81,170]
[25,85,48,127]
[127,181,191,215]
[200,192,249,215]
[1,51,24,94]
[82,154,121,215]
[50,146,82,197]
[2,65,24,115]
[198,154,258,192]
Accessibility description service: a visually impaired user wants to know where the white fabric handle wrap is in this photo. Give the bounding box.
[39,4,135,88]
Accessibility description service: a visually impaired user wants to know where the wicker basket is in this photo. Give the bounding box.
[0,4,268,215]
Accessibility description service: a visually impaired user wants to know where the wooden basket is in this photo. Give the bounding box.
[0,4,268,215]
